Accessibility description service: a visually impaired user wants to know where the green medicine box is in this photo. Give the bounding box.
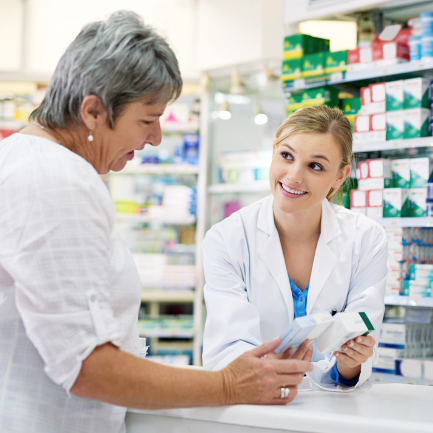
[302,52,326,77]
[386,80,404,111]
[383,188,410,218]
[287,93,303,115]
[281,58,303,81]
[325,50,348,73]
[283,34,329,60]
[404,78,431,109]
[408,188,428,217]
[404,108,431,139]
[302,87,339,107]
[342,97,361,115]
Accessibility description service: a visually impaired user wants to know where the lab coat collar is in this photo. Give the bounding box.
[257,196,342,316]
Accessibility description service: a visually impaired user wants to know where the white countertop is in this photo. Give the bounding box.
[126,383,433,433]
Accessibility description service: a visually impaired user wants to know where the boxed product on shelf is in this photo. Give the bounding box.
[421,35,433,58]
[358,159,392,190]
[324,50,347,73]
[409,36,422,61]
[281,58,303,81]
[386,111,404,140]
[373,41,410,67]
[350,189,367,215]
[392,159,411,188]
[383,188,410,218]
[410,158,431,188]
[301,87,338,107]
[404,108,431,138]
[367,189,383,219]
[347,45,374,72]
[353,114,370,144]
[408,188,428,217]
[404,78,431,109]
[341,97,361,115]
[386,80,404,111]
[287,93,303,114]
[361,83,386,115]
[373,347,399,374]
[410,264,433,280]
[302,52,326,77]
[283,34,329,60]
[370,112,387,142]
[403,280,432,298]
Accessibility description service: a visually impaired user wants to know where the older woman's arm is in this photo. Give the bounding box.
[71,339,313,409]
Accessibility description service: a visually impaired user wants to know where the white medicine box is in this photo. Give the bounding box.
[367,189,383,219]
[350,190,367,215]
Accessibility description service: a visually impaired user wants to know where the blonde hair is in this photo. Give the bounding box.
[274,105,352,202]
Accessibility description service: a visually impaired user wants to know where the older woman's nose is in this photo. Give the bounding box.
[148,121,162,147]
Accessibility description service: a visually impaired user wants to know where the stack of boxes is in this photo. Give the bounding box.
[385,227,405,296]
[350,157,431,219]
[282,33,348,89]
[287,88,339,115]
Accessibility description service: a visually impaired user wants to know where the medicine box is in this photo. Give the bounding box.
[409,187,428,217]
[373,347,399,374]
[324,50,347,73]
[392,159,410,188]
[353,114,370,144]
[410,264,433,280]
[386,111,404,140]
[367,189,383,219]
[410,158,431,188]
[283,34,329,60]
[281,58,303,81]
[315,312,374,353]
[383,188,410,218]
[287,93,303,115]
[302,52,326,77]
[370,112,387,142]
[374,42,410,66]
[386,80,404,111]
[302,88,338,107]
[342,97,361,115]
[403,280,432,298]
[404,78,431,109]
[275,312,333,354]
[379,323,406,349]
[395,359,423,379]
[404,108,431,138]
[350,189,367,215]
[361,83,386,115]
[368,158,392,189]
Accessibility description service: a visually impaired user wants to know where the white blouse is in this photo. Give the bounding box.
[0,134,142,433]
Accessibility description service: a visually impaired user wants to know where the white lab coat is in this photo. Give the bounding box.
[202,195,388,392]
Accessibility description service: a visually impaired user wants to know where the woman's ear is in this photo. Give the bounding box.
[81,95,107,128]
[332,165,351,189]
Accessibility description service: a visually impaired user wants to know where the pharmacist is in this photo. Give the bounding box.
[203,105,388,391]
[0,11,314,433]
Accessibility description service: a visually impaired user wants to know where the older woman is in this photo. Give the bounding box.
[0,11,313,433]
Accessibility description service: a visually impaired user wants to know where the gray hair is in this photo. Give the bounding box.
[30,10,182,128]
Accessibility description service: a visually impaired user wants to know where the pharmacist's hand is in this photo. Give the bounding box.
[221,337,313,405]
[334,335,375,372]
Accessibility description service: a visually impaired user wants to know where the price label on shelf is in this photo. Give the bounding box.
[425,217,433,227]
[389,139,403,149]
[293,79,305,89]
[388,219,401,227]
[379,66,393,76]
[353,144,365,152]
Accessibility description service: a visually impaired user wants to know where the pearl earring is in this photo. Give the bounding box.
[88,130,94,142]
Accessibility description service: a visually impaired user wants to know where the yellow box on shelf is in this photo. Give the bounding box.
[114,200,139,214]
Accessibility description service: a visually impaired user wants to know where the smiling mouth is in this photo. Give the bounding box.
[280,182,307,195]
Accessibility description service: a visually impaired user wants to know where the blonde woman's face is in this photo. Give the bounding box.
[269,132,350,215]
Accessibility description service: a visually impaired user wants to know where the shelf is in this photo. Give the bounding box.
[384,295,433,307]
[375,217,433,228]
[115,213,196,225]
[141,290,195,302]
[0,71,52,83]
[283,58,433,93]
[207,182,271,194]
[138,329,194,338]
[353,137,433,153]
[112,163,199,175]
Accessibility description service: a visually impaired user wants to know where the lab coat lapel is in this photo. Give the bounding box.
[257,196,294,318]
[307,200,341,314]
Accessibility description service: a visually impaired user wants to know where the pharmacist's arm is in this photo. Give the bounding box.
[201,224,263,370]
[308,222,388,390]
[70,340,313,409]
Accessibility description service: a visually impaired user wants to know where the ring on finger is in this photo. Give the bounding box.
[280,387,290,399]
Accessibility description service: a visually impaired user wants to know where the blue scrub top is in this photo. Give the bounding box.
[289,276,359,387]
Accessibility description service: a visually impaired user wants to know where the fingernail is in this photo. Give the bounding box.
[309,363,314,371]
[307,341,313,349]
[274,336,281,341]
[357,337,362,343]
[335,352,339,357]
[349,341,354,347]
[343,347,347,351]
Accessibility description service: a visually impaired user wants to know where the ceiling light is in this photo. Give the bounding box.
[254,113,268,125]
[218,101,231,120]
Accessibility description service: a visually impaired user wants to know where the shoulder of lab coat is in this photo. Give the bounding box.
[202,196,388,388]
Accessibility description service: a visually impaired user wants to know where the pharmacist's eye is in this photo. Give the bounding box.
[281,152,293,161]
[310,163,323,171]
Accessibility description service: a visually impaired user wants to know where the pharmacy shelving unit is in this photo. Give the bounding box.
[107,157,205,365]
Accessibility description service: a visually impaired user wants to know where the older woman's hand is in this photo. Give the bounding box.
[221,338,313,405]
[334,335,375,380]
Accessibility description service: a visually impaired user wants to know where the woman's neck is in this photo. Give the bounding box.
[273,201,322,243]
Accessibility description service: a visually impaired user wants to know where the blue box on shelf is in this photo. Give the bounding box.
[183,133,200,165]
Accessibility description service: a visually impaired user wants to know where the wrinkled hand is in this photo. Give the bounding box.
[221,338,313,406]
[266,339,313,362]
[334,335,375,380]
